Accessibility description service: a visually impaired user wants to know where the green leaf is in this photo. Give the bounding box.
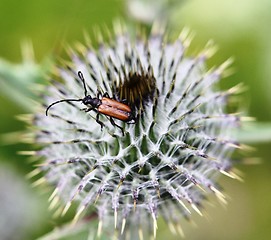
[0,40,52,111]
[36,219,99,240]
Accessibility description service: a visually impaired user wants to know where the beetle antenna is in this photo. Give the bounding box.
[78,71,88,97]
[46,98,83,116]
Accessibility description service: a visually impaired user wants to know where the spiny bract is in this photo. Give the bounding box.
[31,24,243,239]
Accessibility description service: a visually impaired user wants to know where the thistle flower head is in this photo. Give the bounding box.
[30,24,242,239]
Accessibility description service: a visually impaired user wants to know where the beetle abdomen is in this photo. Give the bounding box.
[98,104,130,121]
[101,97,131,112]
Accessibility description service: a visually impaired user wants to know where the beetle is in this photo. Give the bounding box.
[46,71,136,135]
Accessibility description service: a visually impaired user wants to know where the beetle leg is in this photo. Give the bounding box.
[97,90,102,99]
[109,117,124,136]
[96,113,105,130]
[103,92,110,98]
[120,98,128,104]
[113,93,122,101]
[81,107,94,112]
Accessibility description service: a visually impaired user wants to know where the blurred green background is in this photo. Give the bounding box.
[0,0,270,239]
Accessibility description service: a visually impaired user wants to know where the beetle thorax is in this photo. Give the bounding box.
[82,95,101,108]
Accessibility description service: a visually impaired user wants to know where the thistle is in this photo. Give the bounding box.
[28,24,243,239]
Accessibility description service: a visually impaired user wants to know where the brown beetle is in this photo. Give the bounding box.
[46,71,136,134]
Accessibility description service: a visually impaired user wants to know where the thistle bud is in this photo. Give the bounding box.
[29,25,243,239]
